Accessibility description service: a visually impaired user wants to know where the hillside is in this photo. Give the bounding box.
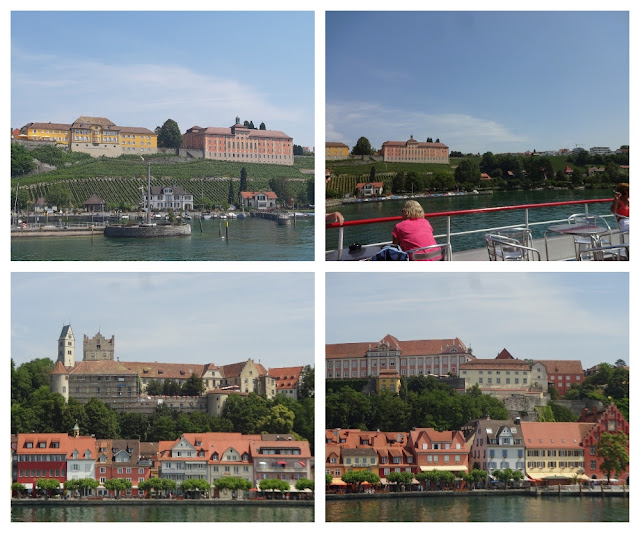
[12,153,315,208]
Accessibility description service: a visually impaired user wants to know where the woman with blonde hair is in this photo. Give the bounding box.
[392,200,440,260]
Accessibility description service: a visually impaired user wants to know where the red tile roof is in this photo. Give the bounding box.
[520,422,594,448]
[535,360,584,374]
[326,335,468,359]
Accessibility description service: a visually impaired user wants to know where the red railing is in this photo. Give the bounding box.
[326,197,614,259]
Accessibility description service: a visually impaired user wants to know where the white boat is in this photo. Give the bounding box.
[227,212,237,219]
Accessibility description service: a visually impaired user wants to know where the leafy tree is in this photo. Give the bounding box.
[181,478,211,496]
[259,478,290,493]
[104,478,131,498]
[148,414,178,442]
[492,468,523,488]
[28,387,66,433]
[11,358,55,403]
[297,365,314,400]
[214,477,251,492]
[46,185,73,210]
[118,411,150,441]
[325,473,333,485]
[139,477,163,498]
[78,478,100,497]
[351,137,374,156]
[239,167,248,193]
[392,172,406,194]
[368,166,376,183]
[341,470,380,491]
[84,398,119,438]
[36,478,60,498]
[11,143,35,177]
[596,432,629,482]
[161,478,177,496]
[157,119,183,149]
[268,177,292,207]
[295,478,314,491]
[221,392,269,434]
[454,159,480,188]
[13,189,30,211]
[549,402,578,422]
[181,373,205,396]
[162,379,181,396]
[368,391,411,431]
[256,404,295,434]
[386,471,414,491]
[61,398,89,436]
[145,380,163,395]
[326,386,371,429]
[11,482,27,498]
[614,359,627,368]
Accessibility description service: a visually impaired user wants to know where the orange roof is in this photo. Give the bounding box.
[535,360,584,375]
[240,191,278,199]
[51,360,69,374]
[520,422,594,448]
[460,358,530,370]
[269,366,304,389]
[326,335,468,360]
[70,360,138,375]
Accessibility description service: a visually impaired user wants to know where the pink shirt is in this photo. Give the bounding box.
[392,218,440,260]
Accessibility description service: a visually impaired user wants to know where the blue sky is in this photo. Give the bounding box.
[326,11,629,155]
[11,273,314,368]
[326,273,629,370]
[11,11,315,148]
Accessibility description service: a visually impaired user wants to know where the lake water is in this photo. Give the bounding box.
[326,495,628,522]
[11,502,314,522]
[326,189,614,253]
[12,217,314,261]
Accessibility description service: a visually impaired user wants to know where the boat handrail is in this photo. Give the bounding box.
[326,197,614,260]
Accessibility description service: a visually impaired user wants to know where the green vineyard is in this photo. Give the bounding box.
[12,155,315,208]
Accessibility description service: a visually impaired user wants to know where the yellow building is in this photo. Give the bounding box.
[376,369,401,393]
[19,116,157,157]
[326,142,349,160]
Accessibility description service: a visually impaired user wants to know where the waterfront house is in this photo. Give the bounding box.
[182,118,294,166]
[326,334,473,380]
[83,194,106,213]
[326,142,349,160]
[15,432,96,492]
[158,434,210,486]
[408,428,469,476]
[95,439,151,497]
[578,403,629,483]
[533,360,584,397]
[520,422,592,485]
[207,433,254,490]
[464,419,526,478]
[240,191,278,210]
[355,182,384,197]
[142,185,194,212]
[250,436,312,489]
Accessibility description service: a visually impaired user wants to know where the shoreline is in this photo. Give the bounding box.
[11,228,101,238]
[11,497,313,507]
[327,488,629,500]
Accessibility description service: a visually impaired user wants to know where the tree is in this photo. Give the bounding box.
[227,179,235,206]
[162,379,181,396]
[14,189,30,211]
[46,185,72,211]
[11,482,27,499]
[77,478,100,497]
[386,471,414,491]
[221,392,269,434]
[295,478,314,491]
[214,477,252,493]
[11,143,35,177]
[368,166,376,183]
[614,359,627,368]
[145,380,163,395]
[139,477,164,498]
[157,119,183,149]
[297,365,314,400]
[104,478,131,499]
[268,177,292,207]
[181,373,205,396]
[84,398,119,438]
[36,478,60,498]
[161,478,177,497]
[454,159,481,188]
[256,404,295,434]
[351,137,374,156]
[239,167,248,193]
[325,473,333,485]
[181,478,211,498]
[392,172,406,194]
[596,431,629,483]
[259,478,290,494]
[341,470,380,492]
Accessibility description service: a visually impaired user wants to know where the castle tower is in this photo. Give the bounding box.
[58,325,75,368]
[50,360,70,401]
[83,332,115,361]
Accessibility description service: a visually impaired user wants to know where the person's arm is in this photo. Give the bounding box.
[326,211,344,225]
[611,193,621,214]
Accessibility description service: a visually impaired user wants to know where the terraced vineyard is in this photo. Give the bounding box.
[12,155,315,207]
[326,175,395,196]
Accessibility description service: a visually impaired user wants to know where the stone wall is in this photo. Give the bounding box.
[103,224,191,238]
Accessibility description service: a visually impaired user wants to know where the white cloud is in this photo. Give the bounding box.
[327,100,528,152]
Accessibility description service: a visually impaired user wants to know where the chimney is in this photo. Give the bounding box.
[515,417,521,425]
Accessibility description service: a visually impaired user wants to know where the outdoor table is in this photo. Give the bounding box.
[544,223,611,260]
[326,244,387,261]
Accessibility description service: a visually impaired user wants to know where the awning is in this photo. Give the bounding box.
[277,461,287,465]
[330,478,347,485]
[298,461,306,467]
[419,465,467,472]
